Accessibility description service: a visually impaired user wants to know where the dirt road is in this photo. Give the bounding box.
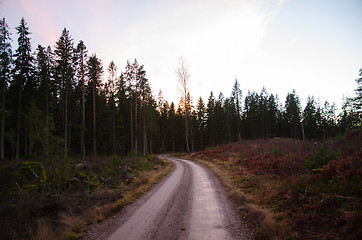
[84,156,248,240]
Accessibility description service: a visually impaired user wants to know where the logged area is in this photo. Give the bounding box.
[0,155,172,239]
[190,130,362,239]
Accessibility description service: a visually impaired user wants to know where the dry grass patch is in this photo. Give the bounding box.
[33,157,173,240]
[192,157,291,240]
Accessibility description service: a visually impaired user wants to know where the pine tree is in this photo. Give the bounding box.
[75,40,87,158]
[0,18,12,159]
[87,54,103,158]
[107,61,118,154]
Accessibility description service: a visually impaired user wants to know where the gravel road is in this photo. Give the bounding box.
[83,155,249,240]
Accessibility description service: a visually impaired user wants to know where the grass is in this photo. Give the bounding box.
[56,159,173,239]
[189,130,362,239]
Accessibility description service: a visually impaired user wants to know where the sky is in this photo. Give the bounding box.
[1,0,362,111]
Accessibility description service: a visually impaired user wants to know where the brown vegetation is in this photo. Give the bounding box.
[191,130,362,239]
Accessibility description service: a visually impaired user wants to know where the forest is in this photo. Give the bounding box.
[0,17,361,160]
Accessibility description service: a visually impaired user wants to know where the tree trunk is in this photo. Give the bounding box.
[24,129,27,157]
[81,85,85,159]
[134,94,137,153]
[236,99,241,141]
[130,100,133,150]
[46,78,49,155]
[16,85,22,160]
[64,82,68,159]
[1,80,5,160]
[185,111,190,154]
[172,118,175,152]
[143,104,147,155]
[93,80,96,159]
[112,97,115,154]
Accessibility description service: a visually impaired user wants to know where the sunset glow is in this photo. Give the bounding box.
[2,0,361,107]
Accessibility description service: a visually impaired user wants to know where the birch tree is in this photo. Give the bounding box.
[176,56,191,154]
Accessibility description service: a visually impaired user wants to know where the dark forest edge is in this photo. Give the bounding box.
[0,16,361,239]
[0,18,361,160]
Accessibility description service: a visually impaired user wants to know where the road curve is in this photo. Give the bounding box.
[84,155,247,240]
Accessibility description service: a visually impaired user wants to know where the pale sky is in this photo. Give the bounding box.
[1,0,362,110]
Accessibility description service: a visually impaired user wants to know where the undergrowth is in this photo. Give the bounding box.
[191,129,362,240]
[0,154,172,239]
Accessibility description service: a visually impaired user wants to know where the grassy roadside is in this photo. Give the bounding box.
[59,157,173,239]
[188,131,361,239]
[0,155,173,240]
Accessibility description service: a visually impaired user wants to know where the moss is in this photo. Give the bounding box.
[0,161,47,196]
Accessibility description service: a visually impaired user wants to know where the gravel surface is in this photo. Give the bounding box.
[83,155,249,240]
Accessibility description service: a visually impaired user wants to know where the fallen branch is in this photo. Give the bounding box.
[28,166,53,193]
[336,194,362,201]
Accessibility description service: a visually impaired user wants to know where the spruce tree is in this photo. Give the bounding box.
[231,79,242,140]
[54,28,75,159]
[284,90,301,139]
[0,18,12,159]
[12,18,33,160]
[35,44,54,155]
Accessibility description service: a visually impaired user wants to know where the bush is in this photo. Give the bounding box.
[304,144,340,171]
[272,146,284,157]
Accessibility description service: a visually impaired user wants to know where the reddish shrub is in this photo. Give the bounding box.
[320,150,362,181]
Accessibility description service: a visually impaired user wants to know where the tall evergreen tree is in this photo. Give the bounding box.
[122,59,148,153]
[75,40,87,159]
[303,96,319,140]
[168,102,176,152]
[12,18,33,160]
[0,18,12,159]
[35,44,54,155]
[354,67,362,122]
[231,79,242,140]
[284,90,301,139]
[267,93,280,138]
[106,61,118,154]
[195,96,206,150]
[87,54,103,158]
[54,28,75,159]
[206,91,216,146]
[243,91,260,138]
